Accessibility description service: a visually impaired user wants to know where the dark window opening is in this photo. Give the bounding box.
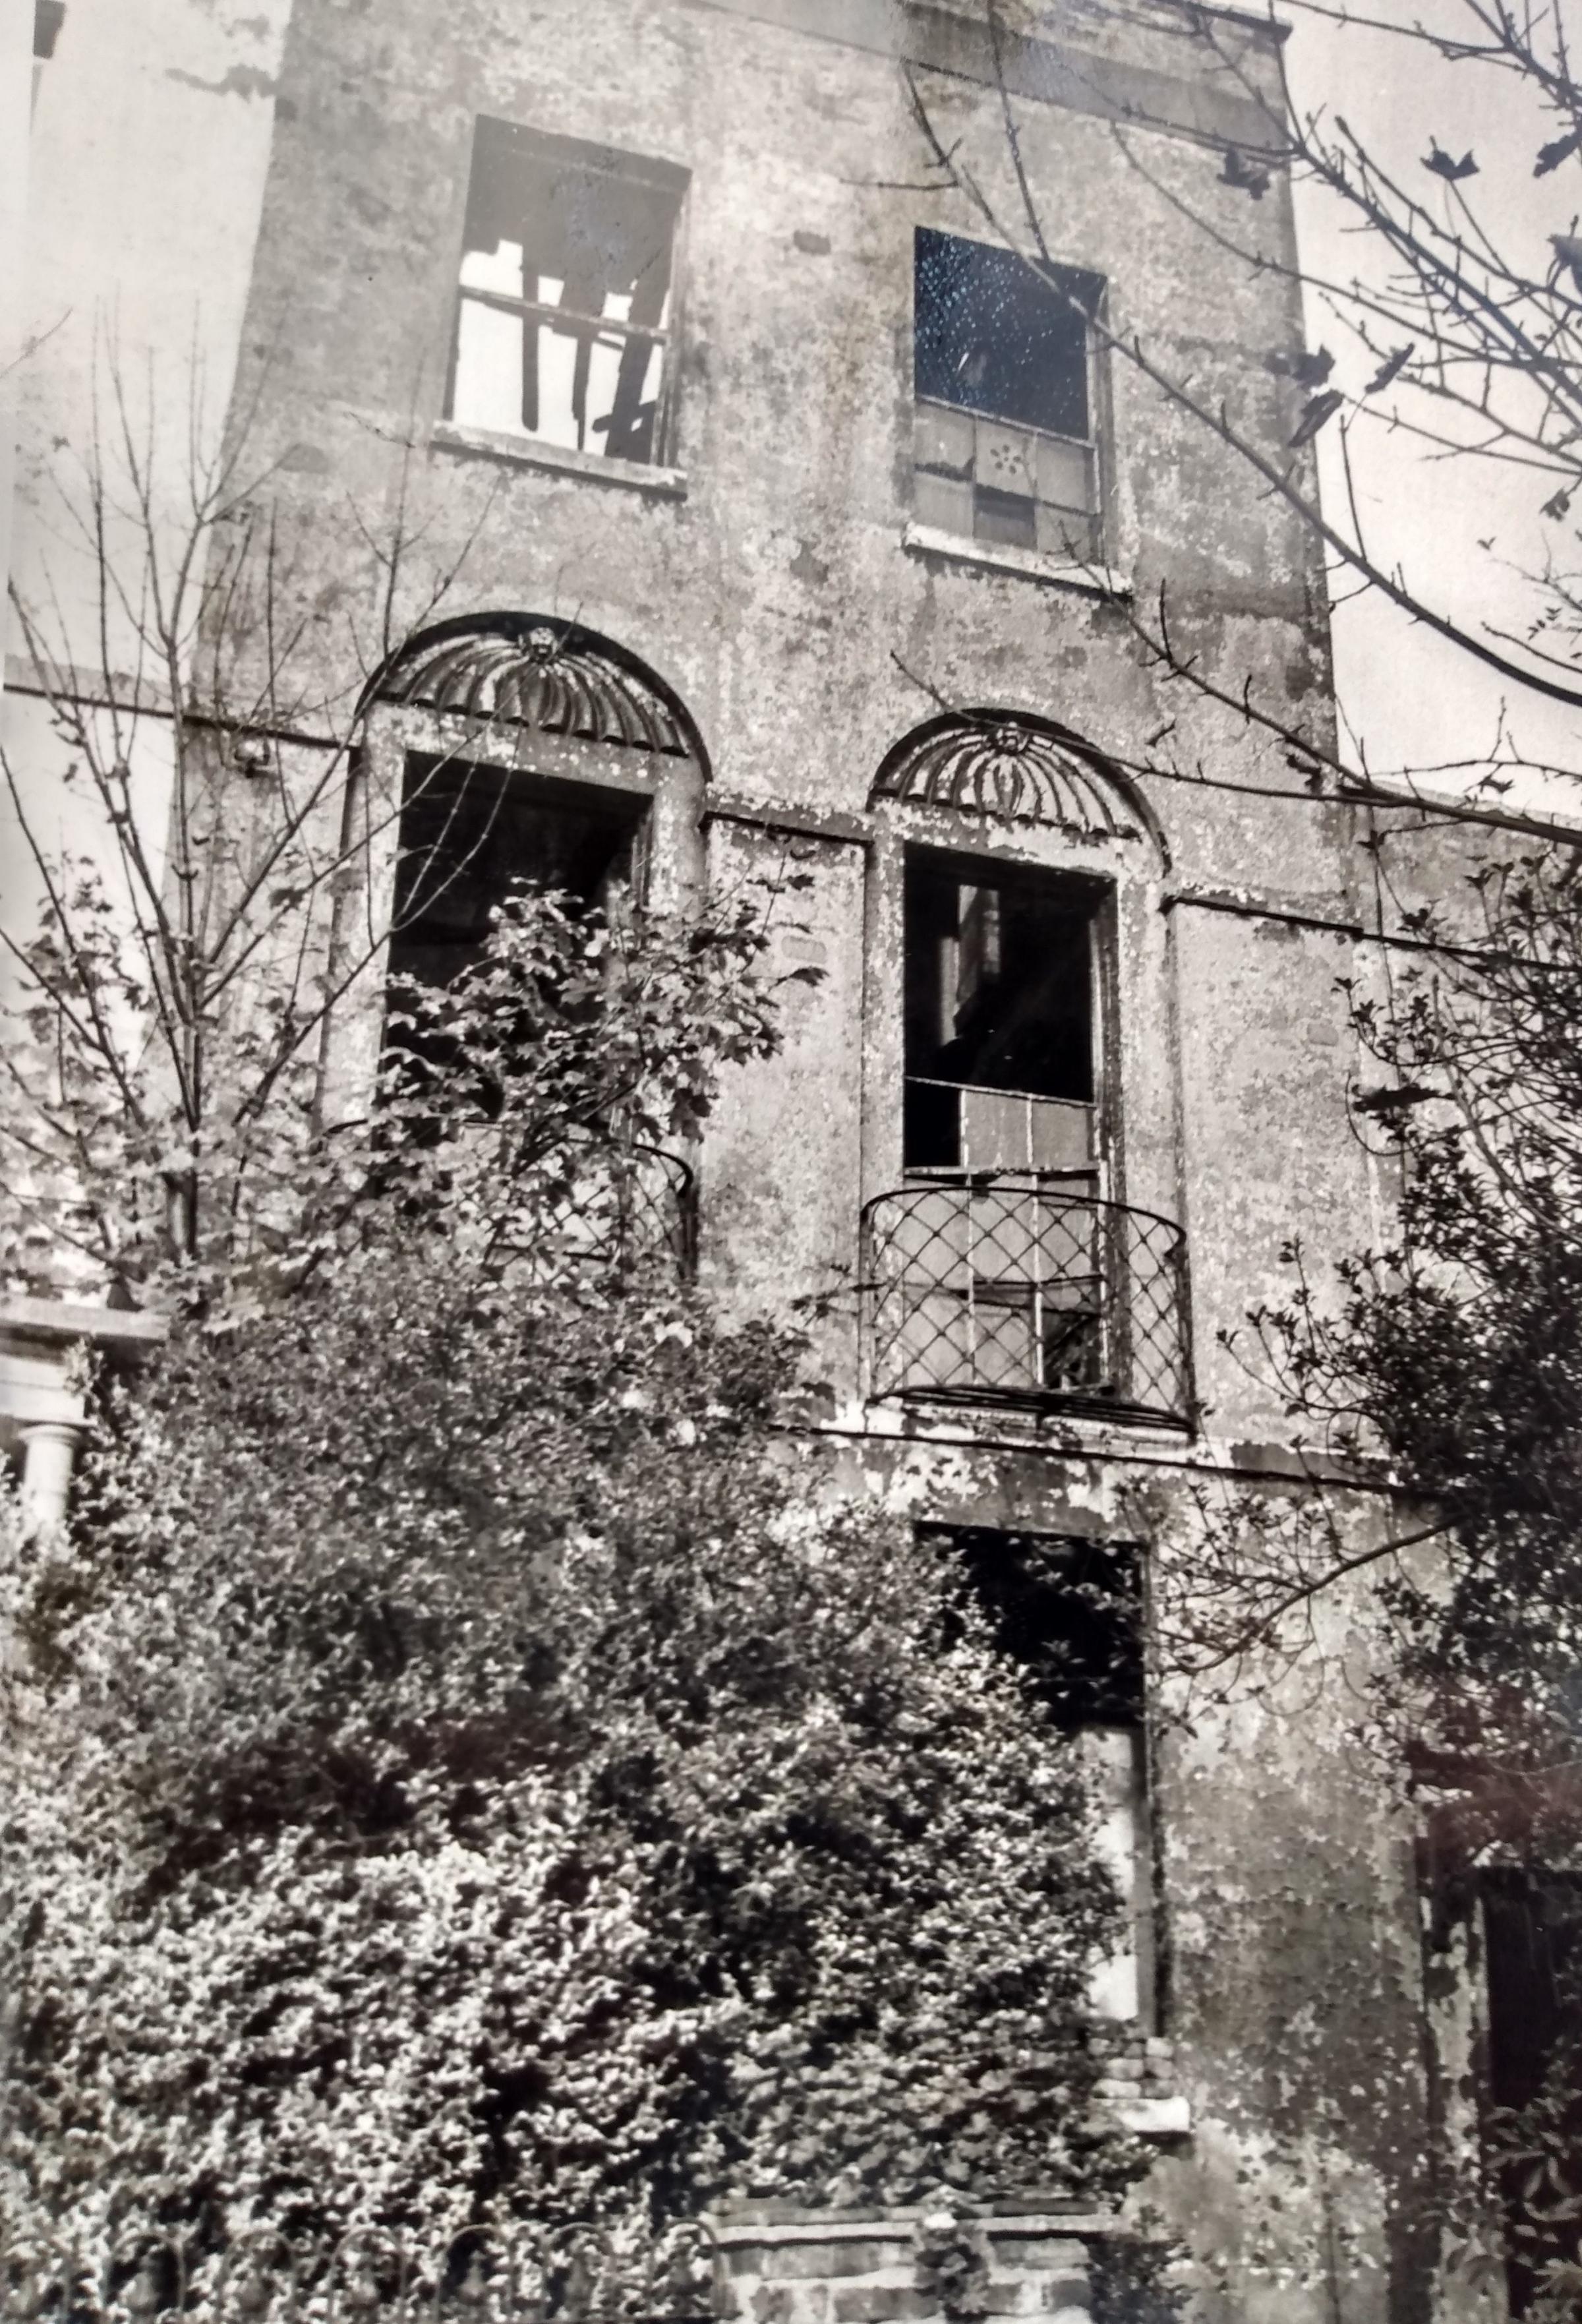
[929,1527,1144,1726]
[923,1525,1150,2020]
[913,227,1105,561]
[1484,1873,1582,2317]
[388,754,643,993]
[448,119,688,465]
[902,850,1101,1173]
[382,755,645,1111]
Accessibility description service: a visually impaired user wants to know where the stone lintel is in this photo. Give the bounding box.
[0,1296,167,1352]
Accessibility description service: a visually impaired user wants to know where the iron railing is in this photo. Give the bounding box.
[862,1175,1190,1425]
[488,1135,695,1282]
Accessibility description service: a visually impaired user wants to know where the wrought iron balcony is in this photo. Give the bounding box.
[470,1131,695,1283]
[862,1174,1191,1426]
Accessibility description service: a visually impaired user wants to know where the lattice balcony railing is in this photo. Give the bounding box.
[862,1175,1191,1425]
[488,1135,695,1283]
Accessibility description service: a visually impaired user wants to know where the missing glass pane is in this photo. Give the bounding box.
[382,754,648,1119]
[902,850,1101,1172]
[388,754,645,991]
[449,120,688,464]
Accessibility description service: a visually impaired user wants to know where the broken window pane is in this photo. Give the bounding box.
[902,850,1101,1172]
[913,226,1105,558]
[448,119,688,465]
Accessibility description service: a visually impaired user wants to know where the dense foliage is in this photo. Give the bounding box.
[0,893,1130,2313]
[1214,849,1582,2317]
[1248,853,1582,1785]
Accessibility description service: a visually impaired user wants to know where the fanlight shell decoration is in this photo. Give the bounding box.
[379,617,695,758]
[870,714,1140,841]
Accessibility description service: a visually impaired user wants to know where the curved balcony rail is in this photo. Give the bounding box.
[500,1137,695,1283]
[862,1175,1191,1427]
[435,1125,695,1284]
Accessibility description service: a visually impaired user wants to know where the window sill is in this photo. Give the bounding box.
[902,520,1130,599]
[1113,2093,1192,2137]
[431,421,688,500]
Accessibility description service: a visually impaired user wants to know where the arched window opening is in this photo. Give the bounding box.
[326,614,707,1276]
[863,713,1186,1427]
[365,611,706,998]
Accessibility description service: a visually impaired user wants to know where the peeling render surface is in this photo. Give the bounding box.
[6,0,293,685]
[207,0,1468,2309]
[7,0,1538,2315]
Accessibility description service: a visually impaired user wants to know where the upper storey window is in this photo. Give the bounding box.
[913,227,1105,561]
[448,120,688,466]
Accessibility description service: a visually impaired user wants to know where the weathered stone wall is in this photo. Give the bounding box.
[12,2,1541,2317]
[198,6,1456,2315]
[206,0,1382,1441]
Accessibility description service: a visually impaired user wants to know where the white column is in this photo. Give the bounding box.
[19,1419,82,1530]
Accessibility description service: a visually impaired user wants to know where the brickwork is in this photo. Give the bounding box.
[711,2209,1103,2324]
[1090,2033,1188,2135]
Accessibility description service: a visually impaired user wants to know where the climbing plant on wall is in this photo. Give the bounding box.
[0,890,1141,2317]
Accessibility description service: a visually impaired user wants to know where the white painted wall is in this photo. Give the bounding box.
[1,0,293,962]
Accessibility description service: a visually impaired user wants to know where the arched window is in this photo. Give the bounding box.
[321,612,707,1126]
[869,710,1161,1182]
[374,614,706,982]
[869,708,1148,840]
[860,711,1186,1428]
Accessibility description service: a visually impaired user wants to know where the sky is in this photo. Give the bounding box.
[1281,0,1582,814]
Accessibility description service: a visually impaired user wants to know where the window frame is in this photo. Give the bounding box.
[444,118,691,471]
[900,841,1117,1187]
[910,225,1110,564]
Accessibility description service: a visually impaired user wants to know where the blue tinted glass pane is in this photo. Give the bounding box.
[914,226,1100,438]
